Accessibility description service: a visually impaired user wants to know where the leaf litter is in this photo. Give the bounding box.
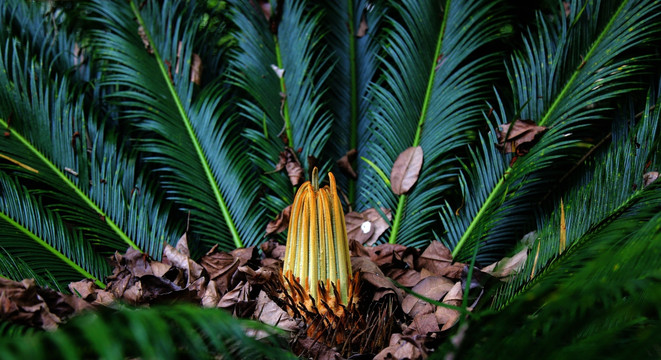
[1,237,519,359]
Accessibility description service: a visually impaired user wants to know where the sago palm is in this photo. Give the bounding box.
[0,0,660,358]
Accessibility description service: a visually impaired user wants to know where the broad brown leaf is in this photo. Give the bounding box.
[481,247,528,280]
[265,205,291,235]
[346,208,392,245]
[337,148,358,179]
[190,53,202,85]
[644,171,659,187]
[417,241,465,279]
[274,148,304,186]
[496,119,547,155]
[391,146,423,195]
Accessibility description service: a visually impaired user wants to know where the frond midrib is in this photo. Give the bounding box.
[129,0,243,248]
[0,117,139,252]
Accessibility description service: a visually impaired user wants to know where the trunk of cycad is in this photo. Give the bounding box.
[281,167,360,344]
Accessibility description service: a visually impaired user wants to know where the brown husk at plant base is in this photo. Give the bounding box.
[2,238,501,359]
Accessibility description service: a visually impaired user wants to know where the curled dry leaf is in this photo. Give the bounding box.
[482,247,528,280]
[352,256,404,302]
[346,208,392,245]
[0,278,92,330]
[401,276,454,317]
[406,312,440,336]
[337,148,358,179]
[417,241,465,279]
[643,171,659,187]
[496,119,547,155]
[265,204,291,235]
[190,53,202,85]
[374,333,425,360]
[254,290,298,332]
[274,147,304,186]
[391,146,423,195]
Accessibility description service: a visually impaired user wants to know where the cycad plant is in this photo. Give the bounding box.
[1,0,661,358]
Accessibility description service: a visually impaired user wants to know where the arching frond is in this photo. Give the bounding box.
[443,0,661,263]
[0,26,177,258]
[85,0,265,249]
[319,0,385,204]
[0,173,107,288]
[438,188,661,359]
[359,0,507,247]
[493,83,661,308]
[231,0,333,221]
[0,304,296,360]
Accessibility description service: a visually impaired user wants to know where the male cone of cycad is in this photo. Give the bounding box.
[282,167,355,310]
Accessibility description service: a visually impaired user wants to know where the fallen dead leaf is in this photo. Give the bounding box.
[346,208,392,245]
[405,312,440,336]
[254,290,298,332]
[401,276,454,317]
[374,333,425,360]
[644,171,659,187]
[496,119,547,155]
[391,146,423,195]
[481,247,528,280]
[274,148,304,186]
[352,256,403,302]
[417,241,465,279]
[266,205,292,235]
[190,53,202,85]
[337,148,358,179]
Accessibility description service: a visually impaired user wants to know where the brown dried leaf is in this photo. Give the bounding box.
[435,306,460,331]
[374,333,425,360]
[261,239,287,260]
[368,243,407,266]
[482,247,528,280]
[401,276,454,317]
[200,251,240,294]
[68,279,97,300]
[337,148,358,179]
[417,241,465,279]
[406,312,440,336]
[293,338,342,360]
[346,208,392,245]
[496,119,547,155]
[391,146,423,195]
[352,256,403,302]
[201,281,220,308]
[137,26,153,54]
[190,53,202,85]
[386,268,421,287]
[443,282,463,303]
[644,171,659,187]
[254,291,298,332]
[274,148,304,186]
[356,12,369,38]
[265,205,291,235]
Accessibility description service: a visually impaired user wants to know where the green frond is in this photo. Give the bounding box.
[0,304,296,360]
[437,187,661,359]
[0,31,178,258]
[86,0,265,249]
[0,173,107,288]
[318,0,385,204]
[443,0,661,263]
[359,0,507,247]
[231,0,333,220]
[493,83,661,308]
